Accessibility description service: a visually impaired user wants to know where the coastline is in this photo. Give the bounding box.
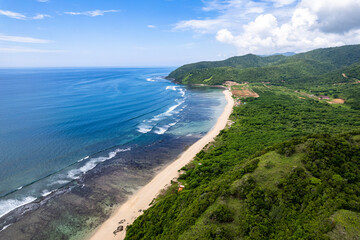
[88,89,234,240]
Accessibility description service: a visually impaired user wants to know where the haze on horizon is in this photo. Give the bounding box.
[1,0,360,68]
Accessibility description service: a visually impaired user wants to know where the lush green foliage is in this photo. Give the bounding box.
[125,85,360,240]
[167,45,360,92]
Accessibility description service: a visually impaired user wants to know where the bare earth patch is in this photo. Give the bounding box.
[232,89,259,98]
[224,81,241,86]
[329,98,345,104]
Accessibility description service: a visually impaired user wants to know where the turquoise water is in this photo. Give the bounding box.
[0,68,226,221]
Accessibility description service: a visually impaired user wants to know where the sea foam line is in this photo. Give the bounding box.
[67,148,131,180]
[0,196,37,219]
[137,100,184,134]
[137,85,186,134]
[0,224,12,233]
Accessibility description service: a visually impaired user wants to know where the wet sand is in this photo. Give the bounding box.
[88,89,234,240]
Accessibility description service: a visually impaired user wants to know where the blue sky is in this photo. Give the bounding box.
[1,0,360,67]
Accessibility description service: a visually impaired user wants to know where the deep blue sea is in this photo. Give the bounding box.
[0,68,226,221]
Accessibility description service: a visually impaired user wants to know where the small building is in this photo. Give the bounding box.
[178,185,185,192]
[320,95,330,100]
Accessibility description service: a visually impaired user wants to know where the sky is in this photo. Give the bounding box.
[0,0,360,67]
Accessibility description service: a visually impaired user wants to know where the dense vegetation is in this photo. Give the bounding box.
[168,45,360,86]
[125,83,360,239]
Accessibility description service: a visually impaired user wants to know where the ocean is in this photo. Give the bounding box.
[0,68,226,238]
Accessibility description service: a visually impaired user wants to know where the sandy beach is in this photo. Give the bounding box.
[88,89,234,240]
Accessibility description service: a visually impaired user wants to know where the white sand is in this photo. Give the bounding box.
[88,89,234,240]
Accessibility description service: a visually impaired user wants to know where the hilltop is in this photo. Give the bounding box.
[125,45,360,239]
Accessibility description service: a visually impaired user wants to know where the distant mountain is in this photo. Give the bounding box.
[259,52,296,57]
[167,44,360,86]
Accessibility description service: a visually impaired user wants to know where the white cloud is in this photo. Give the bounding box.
[0,34,51,43]
[0,9,50,20]
[65,10,118,17]
[147,25,156,28]
[0,10,26,20]
[173,0,269,34]
[176,0,360,55]
[300,0,360,33]
[175,19,226,33]
[0,46,63,53]
[33,14,51,20]
[266,0,297,7]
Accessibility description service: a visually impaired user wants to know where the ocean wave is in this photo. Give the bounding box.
[137,98,185,134]
[169,121,178,127]
[41,190,53,197]
[50,180,70,186]
[165,86,177,91]
[166,85,186,98]
[179,88,186,97]
[146,78,156,82]
[0,224,12,233]
[0,196,37,218]
[77,156,89,163]
[154,120,180,135]
[154,126,168,135]
[152,99,184,121]
[137,123,153,133]
[67,148,131,179]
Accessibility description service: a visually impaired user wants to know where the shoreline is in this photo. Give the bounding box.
[88,89,234,240]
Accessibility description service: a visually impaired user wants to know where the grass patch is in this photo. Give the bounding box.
[327,210,360,240]
[251,151,304,191]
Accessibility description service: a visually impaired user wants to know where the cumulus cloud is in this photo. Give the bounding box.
[0,34,51,43]
[64,10,118,17]
[176,0,360,54]
[300,0,360,33]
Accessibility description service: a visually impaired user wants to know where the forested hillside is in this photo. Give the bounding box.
[167,45,360,86]
[126,84,360,239]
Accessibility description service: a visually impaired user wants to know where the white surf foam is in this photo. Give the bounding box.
[50,180,70,186]
[166,86,177,91]
[154,119,180,135]
[77,156,89,163]
[137,85,186,134]
[0,196,37,218]
[154,126,169,135]
[166,86,186,98]
[152,99,185,121]
[67,148,131,179]
[169,121,178,127]
[0,224,12,233]
[137,123,153,133]
[41,190,53,197]
[179,88,186,97]
[146,78,156,82]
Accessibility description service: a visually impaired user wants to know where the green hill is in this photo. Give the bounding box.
[124,45,360,239]
[125,84,360,239]
[167,45,360,86]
